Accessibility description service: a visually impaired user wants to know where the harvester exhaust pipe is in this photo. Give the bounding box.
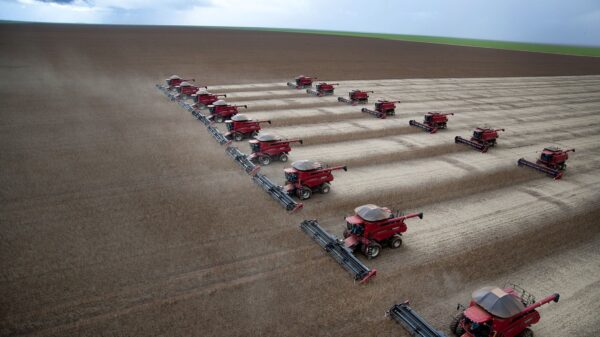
[387,302,447,337]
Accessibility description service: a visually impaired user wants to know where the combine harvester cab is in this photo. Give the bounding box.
[300,219,376,283]
[248,133,303,166]
[518,147,575,180]
[450,286,559,337]
[287,75,316,89]
[224,114,271,141]
[409,112,454,133]
[343,204,423,259]
[307,82,338,96]
[192,88,226,108]
[455,128,505,153]
[208,100,248,123]
[362,100,402,119]
[388,302,447,337]
[283,160,347,200]
[338,90,374,105]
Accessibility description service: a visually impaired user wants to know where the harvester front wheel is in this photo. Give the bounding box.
[389,235,403,249]
[364,242,381,259]
[449,311,465,336]
[519,328,533,337]
[279,153,288,162]
[297,187,312,200]
[233,132,244,141]
[320,183,331,194]
[259,155,271,166]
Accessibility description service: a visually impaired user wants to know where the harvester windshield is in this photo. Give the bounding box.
[473,130,482,139]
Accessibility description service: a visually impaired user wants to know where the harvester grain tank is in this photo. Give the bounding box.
[248,133,303,165]
[224,114,271,141]
[287,75,316,89]
[284,160,347,200]
[307,82,338,96]
[409,112,454,133]
[455,128,505,153]
[338,90,374,105]
[518,147,574,179]
[362,100,402,118]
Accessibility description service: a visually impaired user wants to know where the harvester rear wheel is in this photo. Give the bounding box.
[363,242,381,259]
[297,187,312,200]
[279,153,288,162]
[233,132,244,141]
[389,235,402,248]
[449,311,465,336]
[320,183,331,194]
[519,328,533,337]
[258,155,271,166]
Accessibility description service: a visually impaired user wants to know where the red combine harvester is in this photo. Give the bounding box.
[362,100,402,119]
[307,82,338,96]
[342,204,423,259]
[208,100,248,123]
[224,115,271,141]
[338,90,374,105]
[284,160,347,200]
[409,112,454,133]
[518,147,575,180]
[173,82,206,100]
[192,88,227,107]
[287,75,316,89]
[455,128,505,153]
[248,133,303,165]
[165,75,194,90]
[389,285,559,337]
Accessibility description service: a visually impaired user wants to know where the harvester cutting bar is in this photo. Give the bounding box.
[207,125,231,145]
[455,136,487,152]
[299,220,376,283]
[361,108,386,119]
[409,120,437,133]
[192,110,211,126]
[337,97,356,105]
[387,302,447,337]
[226,146,259,175]
[252,173,303,212]
[517,158,563,179]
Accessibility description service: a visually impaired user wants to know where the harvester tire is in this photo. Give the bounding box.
[389,235,402,249]
[297,187,312,200]
[450,311,465,336]
[519,328,533,337]
[363,242,381,259]
[259,155,272,166]
[233,132,244,141]
[251,131,259,138]
[279,154,288,162]
[320,183,331,194]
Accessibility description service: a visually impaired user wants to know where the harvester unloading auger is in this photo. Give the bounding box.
[300,219,376,283]
[518,147,575,179]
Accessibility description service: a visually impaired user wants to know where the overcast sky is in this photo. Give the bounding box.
[1,0,599,46]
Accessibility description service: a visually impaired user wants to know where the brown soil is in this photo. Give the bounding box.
[1,23,599,337]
